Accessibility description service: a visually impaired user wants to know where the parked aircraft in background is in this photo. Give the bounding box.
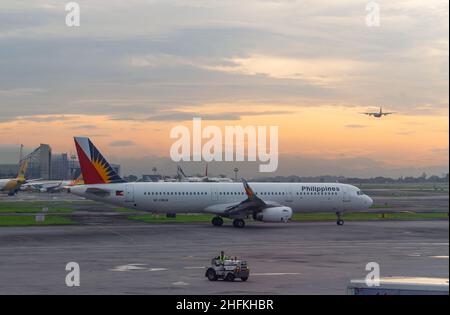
[21,180,72,193]
[0,159,28,196]
[70,137,373,228]
[177,164,233,182]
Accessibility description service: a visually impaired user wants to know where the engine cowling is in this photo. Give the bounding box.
[254,206,293,223]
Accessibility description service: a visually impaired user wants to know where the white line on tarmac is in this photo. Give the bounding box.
[109,264,148,272]
[109,264,168,272]
[251,272,301,276]
[172,281,189,286]
[184,266,205,269]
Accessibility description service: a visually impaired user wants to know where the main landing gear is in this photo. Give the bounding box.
[212,216,224,226]
[211,217,246,228]
[336,212,344,226]
[232,219,245,228]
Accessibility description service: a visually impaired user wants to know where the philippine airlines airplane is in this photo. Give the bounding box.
[70,137,373,228]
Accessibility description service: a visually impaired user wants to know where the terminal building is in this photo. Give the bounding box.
[26,144,52,180]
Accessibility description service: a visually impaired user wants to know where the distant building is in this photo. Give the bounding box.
[26,144,52,180]
[0,164,19,179]
[51,153,70,180]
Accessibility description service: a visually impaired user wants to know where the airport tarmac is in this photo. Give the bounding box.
[370,195,448,213]
[0,220,448,294]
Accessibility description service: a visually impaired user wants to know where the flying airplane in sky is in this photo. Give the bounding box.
[0,159,28,196]
[70,137,373,228]
[361,106,395,118]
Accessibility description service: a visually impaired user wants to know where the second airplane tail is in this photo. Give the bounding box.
[17,159,28,183]
[74,137,126,185]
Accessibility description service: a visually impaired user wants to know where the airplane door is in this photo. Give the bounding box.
[343,187,351,202]
[285,186,294,203]
[125,184,134,202]
[211,186,219,201]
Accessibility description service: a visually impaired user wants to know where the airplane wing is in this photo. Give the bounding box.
[382,112,395,115]
[361,112,375,116]
[205,179,282,218]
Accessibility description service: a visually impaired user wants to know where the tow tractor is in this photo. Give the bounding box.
[205,258,249,282]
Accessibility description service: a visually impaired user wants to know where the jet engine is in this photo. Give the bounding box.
[253,206,293,223]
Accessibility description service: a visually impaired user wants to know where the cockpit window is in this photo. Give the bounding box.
[356,190,365,195]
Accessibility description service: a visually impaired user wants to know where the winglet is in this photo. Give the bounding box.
[242,178,257,200]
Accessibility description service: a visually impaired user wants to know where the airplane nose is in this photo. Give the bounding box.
[366,196,373,207]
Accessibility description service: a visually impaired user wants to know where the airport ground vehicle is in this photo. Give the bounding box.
[347,277,449,295]
[205,258,250,282]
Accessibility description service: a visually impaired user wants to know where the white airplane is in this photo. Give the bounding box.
[177,164,233,182]
[70,137,373,228]
[21,180,72,193]
[0,159,28,196]
[362,106,395,118]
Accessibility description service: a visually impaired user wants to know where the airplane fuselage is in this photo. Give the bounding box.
[71,182,373,214]
[0,178,22,194]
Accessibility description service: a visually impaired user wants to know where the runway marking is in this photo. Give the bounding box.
[407,253,421,257]
[110,264,148,272]
[184,266,205,269]
[172,281,189,286]
[147,268,168,272]
[109,264,168,272]
[252,272,301,276]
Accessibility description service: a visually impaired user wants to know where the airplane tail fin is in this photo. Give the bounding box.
[17,159,28,182]
[74,137,126,185]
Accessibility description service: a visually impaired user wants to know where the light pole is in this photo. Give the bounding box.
[233,167,239,182]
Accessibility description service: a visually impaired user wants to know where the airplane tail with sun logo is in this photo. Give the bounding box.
[74,137,126,185]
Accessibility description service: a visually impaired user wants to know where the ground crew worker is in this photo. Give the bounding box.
[218,251,228,264]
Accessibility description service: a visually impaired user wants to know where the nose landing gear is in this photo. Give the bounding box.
[232,219,246,228]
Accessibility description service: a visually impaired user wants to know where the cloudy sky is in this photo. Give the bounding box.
[0,0,448,178]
